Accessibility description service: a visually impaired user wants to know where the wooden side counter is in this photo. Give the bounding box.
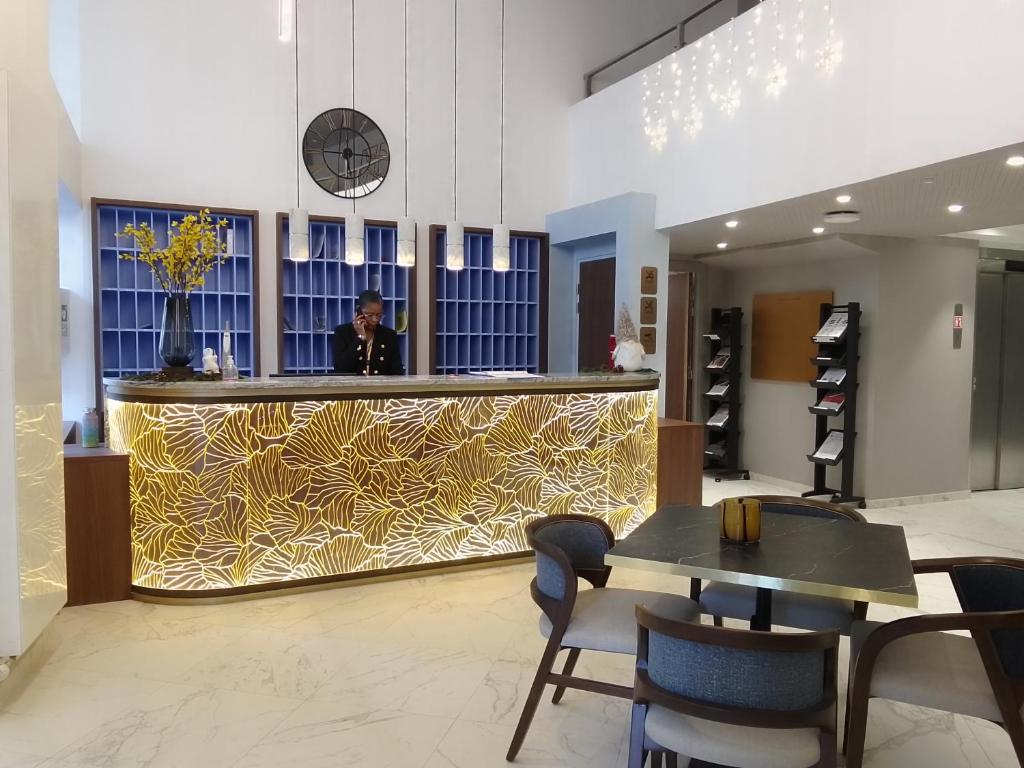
[63,445,131,605]
[657,418,705,508]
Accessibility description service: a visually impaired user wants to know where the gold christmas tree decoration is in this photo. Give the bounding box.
[616,303,639,342]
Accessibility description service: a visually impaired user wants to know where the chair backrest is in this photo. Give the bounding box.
[526,514,614,602]
[733,495,866,523]
[950,559,1024,681]
[635,604,839,729]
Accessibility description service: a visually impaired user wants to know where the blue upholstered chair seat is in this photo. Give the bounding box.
[851,620,1004,722]
[644,703,822,768]
[539,588,699,654]
[700,581,857,634]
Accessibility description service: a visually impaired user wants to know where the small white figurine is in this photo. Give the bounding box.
[612,303,647,372]
[202,347,220,374]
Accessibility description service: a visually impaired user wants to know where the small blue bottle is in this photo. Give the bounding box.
[82,408,100,448]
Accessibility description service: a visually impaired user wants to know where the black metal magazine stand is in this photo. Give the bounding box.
[802,301,865,507]
[703,306,749,481]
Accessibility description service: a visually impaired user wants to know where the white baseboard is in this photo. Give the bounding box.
[864,490,971,509]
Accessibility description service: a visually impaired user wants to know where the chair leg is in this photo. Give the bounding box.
[628,703,648,768]
[1002,712,1024,767]
[551,647,581,704]
[665,751,679,768]
[506,638,561,761]
[651,752,663,768]
[843,693,871,768]
[712,615,723,627]
[818,730,838,768]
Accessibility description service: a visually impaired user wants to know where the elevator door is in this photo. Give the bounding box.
[970,271,1024,490]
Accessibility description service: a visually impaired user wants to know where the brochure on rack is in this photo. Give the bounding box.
[814,312,848,343]
[706,381,730,397]
[816,393,846,412]
[816,367,846,386]
[707,405,730,428]
[707,349,731,369]
[812,430,844,462]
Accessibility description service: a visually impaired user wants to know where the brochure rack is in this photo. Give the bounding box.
[703,307,748,481]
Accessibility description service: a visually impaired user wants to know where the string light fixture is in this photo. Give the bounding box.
[492,0,510,272]
[815,0,843,74]
[765,0,788,97]
[645,0,845,149]
[288,0,309,263]
[446,0,464,270]
[717,19,741,117]
[344,0,365,266]
[396,0,415,267]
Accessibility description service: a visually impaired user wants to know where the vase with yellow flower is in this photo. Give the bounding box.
[118,209,230,370]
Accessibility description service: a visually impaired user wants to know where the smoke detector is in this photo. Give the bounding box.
[823,210,861,224]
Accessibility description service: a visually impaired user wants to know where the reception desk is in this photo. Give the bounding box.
[105,373,659,598]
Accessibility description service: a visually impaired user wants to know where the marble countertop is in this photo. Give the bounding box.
[104,371,660,403]
[607,505,919,607]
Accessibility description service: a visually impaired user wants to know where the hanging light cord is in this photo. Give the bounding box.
[453,0,458,222]
[499,0,504,225]
[404,0,409,217]
[352,0,357,215]
[294,0,300,209]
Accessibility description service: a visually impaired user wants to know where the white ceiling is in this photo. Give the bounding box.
[665,142,1024,257]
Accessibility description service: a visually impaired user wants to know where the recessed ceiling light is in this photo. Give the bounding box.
[922,178,935,185]
[823,210,861,224]
[835,194,852,204]
[1007,156,1024,167]
[812,226,825,235]
[725,220,739,228]
[717,242,728,249]
[947,203,964,213]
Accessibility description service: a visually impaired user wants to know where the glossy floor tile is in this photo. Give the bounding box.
[0,482,1020,767]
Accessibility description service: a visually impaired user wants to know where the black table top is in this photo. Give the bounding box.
[606,505,918,608]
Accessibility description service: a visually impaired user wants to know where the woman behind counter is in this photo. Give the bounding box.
[332,290,406,375]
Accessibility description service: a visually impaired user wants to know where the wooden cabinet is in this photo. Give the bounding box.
[63,445,131,606]
[657,418,704,508]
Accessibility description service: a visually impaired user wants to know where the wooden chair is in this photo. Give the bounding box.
[844,556,1024,768]
[698,495,868,633]
[630,604,840,768]
[506,514,700,762]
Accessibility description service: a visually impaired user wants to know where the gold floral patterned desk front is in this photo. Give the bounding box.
[107,390,657,593]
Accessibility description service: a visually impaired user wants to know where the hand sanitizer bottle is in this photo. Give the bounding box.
[221,321,239,381]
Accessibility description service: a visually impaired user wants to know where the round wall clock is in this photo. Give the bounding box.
[302,108,390,198]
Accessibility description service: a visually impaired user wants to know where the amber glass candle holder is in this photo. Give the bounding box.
[719,497,762,545]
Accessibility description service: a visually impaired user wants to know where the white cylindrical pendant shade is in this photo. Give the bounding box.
[345,213,365,266]
[446,221,464,271]
[289,208,309,263]
[396,216,416,268]
[492,223,510,272]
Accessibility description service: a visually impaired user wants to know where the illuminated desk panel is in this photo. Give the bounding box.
[105,374,659,597]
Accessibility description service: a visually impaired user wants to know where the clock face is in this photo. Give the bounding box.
[302,108,390,198]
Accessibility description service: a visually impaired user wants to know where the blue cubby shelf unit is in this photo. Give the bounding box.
[432,228,545,375]
[95,202,258,381]
[278,216,411,374]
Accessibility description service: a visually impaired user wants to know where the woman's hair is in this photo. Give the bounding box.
[358,290,384,310]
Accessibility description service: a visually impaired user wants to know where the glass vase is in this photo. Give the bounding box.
[159,293,196,368]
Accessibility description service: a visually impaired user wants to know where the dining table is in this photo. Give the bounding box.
[606,504,919,630]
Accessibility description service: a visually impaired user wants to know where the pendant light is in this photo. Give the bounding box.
[446,0,464,271]
[491,0,510,273]
[344,0,365,266]
[288,0,309,263]
[396,0,416,268]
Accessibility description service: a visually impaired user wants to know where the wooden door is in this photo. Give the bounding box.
[665,272,691,420]
[577,257,616,371]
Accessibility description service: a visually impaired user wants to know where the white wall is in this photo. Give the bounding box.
[0,0,68,656]
[866,236,978,501]
[78,0,695,373]
[569,0,1024,229]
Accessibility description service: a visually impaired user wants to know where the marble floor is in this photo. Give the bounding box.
[1,480,1022,768]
